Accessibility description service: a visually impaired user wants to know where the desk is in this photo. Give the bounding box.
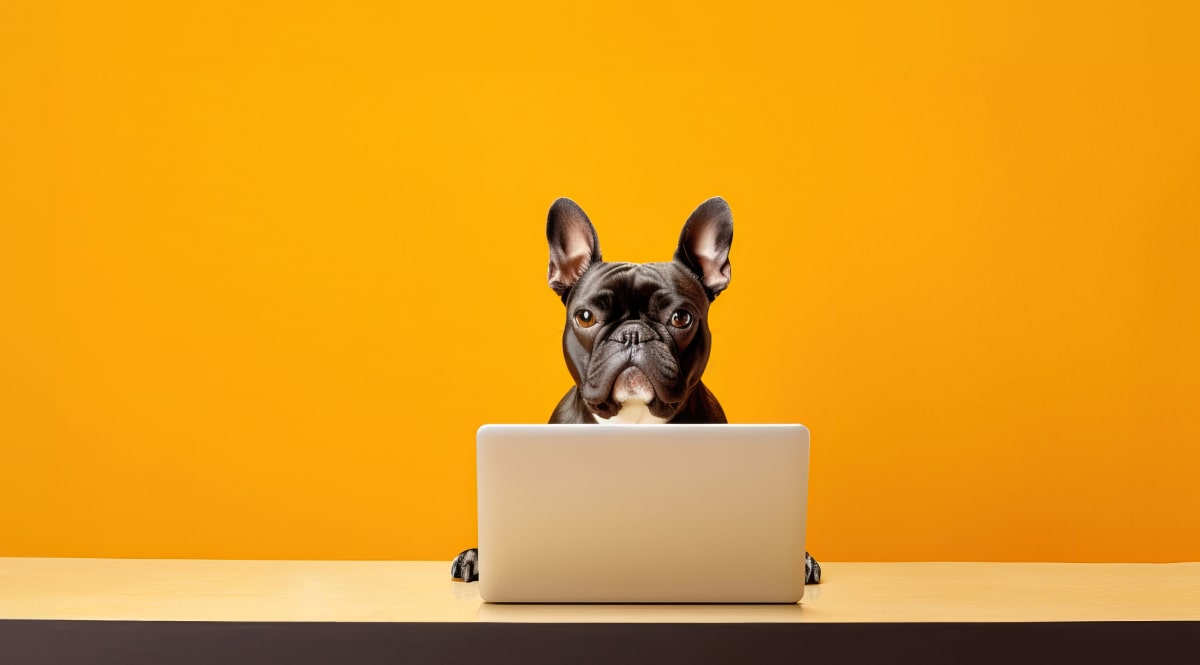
[3,558,1199,663]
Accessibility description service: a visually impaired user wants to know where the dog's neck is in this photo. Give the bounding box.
[593,400,670,425]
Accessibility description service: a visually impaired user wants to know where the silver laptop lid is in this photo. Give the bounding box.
[477,424,809,603]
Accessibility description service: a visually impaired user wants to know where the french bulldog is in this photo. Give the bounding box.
[451,197,821,585]
[545,196,732,424]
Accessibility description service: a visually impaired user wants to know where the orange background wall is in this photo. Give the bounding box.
[4,1,1198,562]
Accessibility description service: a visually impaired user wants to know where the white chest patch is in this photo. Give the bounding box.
[593,400,669,425]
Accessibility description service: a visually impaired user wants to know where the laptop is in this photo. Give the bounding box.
[476,424,810,603]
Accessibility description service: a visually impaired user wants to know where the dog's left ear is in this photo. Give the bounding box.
[674,197,733,299]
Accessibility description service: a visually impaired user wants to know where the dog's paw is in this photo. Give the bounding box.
[453,547,812,585]
[451,548,479,582]
[805,551,822,584]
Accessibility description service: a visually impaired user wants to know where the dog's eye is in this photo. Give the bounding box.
[574,309,597,328]
[669,310,693,329]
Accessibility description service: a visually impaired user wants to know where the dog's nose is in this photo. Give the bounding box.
[613,322,658,346]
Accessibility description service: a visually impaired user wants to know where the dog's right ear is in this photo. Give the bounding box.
[546,198,602,298]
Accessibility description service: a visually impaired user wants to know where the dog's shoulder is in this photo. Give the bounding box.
[667,383,727,424]
[549,387,594,424]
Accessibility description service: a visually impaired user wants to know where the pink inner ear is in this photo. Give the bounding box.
[696,254,731,290]
[549,217,597,290]
[691,226,730,290]
[548,250,592,290]
[694,224,720,254]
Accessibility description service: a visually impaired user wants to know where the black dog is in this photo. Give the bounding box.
[452,198,820,585]
[545,196,731,425]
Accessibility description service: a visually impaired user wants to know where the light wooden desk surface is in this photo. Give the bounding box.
[3,558,1199,623]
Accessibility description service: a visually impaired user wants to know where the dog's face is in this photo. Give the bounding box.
[546,198,733,422]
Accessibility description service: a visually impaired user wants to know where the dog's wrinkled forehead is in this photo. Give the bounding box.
[568,262,709,312]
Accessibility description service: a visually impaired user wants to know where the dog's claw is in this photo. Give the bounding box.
[805,551,822,584]
[451,548,479,583]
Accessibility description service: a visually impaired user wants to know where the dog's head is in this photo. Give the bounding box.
[546,197,733,422]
